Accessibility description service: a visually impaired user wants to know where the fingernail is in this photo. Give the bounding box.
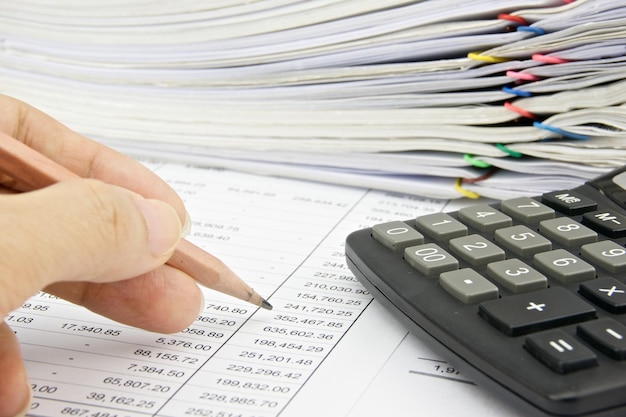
[198,295,206,316]
[182,211,192,238]
[135,199,182,257]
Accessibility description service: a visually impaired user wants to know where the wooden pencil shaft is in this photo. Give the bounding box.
[0,133,77,187]
[0,132,270,309]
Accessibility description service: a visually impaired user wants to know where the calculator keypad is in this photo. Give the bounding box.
[346,182,626,415]
[370,192,626,370]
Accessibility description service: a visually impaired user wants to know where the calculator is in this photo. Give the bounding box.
[346,166,626,416]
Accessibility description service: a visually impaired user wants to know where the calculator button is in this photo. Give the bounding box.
[414,213,468,241]
[580,241,626,274]
[579,277,626,314]
[449,234,505,267]
[500,197,555,224]
[478,287,596,336]
[439,268,498,304]
[577,318,626,360]
[538,218,598,250]
[494,225,552,257]
[582,210,626,238]
[372,221,424,251]
[457,205,512,233]
[404,243,459,277]
[525,329,597,374]
[533,249,596,284]
[611,190,626,208]
[486,259,547,293]
[542,190,597,215]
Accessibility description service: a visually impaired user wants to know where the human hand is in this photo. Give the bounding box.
[0,95,204,417]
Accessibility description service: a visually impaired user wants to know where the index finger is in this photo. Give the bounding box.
[0,94,186,221]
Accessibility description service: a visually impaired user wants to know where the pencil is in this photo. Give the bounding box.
[0,131,272,310]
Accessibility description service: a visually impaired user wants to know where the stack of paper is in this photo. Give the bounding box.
[1,0,624,199]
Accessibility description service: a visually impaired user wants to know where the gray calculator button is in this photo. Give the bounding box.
[486,259,548,293]
[533,249,596,284]
[494,225,552,257]
[372,221,424,252]
[539,218,598,250]
[440,268,498,304]
[458,205,512,233]
[500,197,555,224]
[414,213,468,241]
[580,241,626,274]
[449,234,505,267]
[404,243,459,277]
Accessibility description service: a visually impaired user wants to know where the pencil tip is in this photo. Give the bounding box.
[261,299,273,310]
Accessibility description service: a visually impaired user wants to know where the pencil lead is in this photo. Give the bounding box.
[261,299,273,310]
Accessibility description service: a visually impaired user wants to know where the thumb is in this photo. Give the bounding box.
[0,179,183,315]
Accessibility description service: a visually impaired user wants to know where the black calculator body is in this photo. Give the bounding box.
[346,166,626,416]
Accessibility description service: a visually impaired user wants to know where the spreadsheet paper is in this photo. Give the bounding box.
[10,162,525,417]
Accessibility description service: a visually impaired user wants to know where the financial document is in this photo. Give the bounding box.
[10,162,527,417]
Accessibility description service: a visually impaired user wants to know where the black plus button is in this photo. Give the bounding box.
[478,287,596,336]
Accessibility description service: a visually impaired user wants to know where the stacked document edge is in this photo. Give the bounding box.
[1,0,625,199]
